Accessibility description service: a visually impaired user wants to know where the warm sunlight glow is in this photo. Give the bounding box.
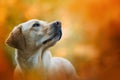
[0,0,120,80]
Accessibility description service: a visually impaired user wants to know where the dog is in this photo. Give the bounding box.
[6,19,79,80]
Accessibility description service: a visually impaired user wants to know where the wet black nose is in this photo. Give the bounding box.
[52,21,61,28]
[50,21,62,40]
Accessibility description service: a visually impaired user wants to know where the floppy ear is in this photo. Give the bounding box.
[6,25,26,50]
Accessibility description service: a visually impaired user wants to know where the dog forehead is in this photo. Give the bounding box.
[21,19,48,31]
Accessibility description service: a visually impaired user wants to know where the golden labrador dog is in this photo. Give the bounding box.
[6,19,79,80]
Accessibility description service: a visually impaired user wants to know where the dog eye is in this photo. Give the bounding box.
[32,23,40,27]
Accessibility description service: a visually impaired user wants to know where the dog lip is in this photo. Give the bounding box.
[42,35,55,44]
[42,31,62,44]
[42,38,52,44]
[58,30,62,40]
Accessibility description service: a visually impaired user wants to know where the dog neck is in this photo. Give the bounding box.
[15,47,52,72]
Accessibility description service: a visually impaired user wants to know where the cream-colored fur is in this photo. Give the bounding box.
[6,19,79,80]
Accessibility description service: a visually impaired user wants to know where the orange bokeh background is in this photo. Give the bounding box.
[0,0,120,80]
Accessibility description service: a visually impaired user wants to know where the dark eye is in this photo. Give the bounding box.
[32,23,40,27]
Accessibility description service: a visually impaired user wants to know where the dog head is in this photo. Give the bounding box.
[6,19,62,50]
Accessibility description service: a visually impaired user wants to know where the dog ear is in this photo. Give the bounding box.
[6,25,26,50]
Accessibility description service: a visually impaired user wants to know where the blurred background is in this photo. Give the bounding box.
[0,0,120,80]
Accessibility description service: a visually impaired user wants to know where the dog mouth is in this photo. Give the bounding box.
[42,30,62,44]
[42,20,62,45]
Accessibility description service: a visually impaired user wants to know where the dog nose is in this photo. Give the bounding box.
[52,21,61,28]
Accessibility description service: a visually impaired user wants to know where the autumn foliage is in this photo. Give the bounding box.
[0,0,120,80]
